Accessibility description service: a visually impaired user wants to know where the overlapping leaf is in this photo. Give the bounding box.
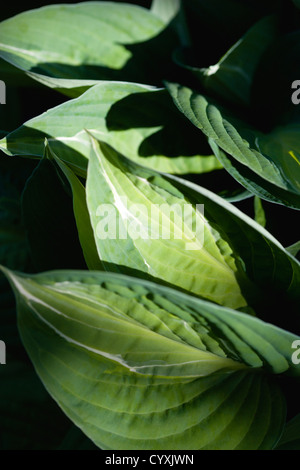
[2,267,294,449]
[167,82,300,209]
[174,15,278,107]
[43,141,102,271]
[1,0,300,452]
[85,135,300,326]
[0,81,221,175]
[0,2,178,95]
[86,135,246,310]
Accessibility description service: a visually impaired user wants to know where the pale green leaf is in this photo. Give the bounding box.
[151,0,190,47]
[87,134,300,324]
[85,135,300,325]
[0,82,221,176]
[0,2,177,94]
[1,267,290,450]
[87,134,300,320]
[86,135,246,310]
[151,0,180,24]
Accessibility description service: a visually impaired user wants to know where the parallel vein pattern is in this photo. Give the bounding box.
[1,267,291,450]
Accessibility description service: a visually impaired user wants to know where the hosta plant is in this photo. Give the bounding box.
[0,0,300,450]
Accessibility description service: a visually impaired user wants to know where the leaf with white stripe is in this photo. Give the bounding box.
[0,82,220,176]
[1,267,292,450]
[85,134,300,327]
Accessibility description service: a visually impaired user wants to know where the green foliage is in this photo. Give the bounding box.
[0,0,299,451]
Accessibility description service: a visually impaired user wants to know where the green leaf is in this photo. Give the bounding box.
[219,188,252,203]
[85,135,300,327]
[209,140,300,210]
[166,173,300,330]
[254,196,266,228]
[44,141,103,271]
[151,0,190,47]
[0,82,221,176]
[151,0,180,24]
[174,15,278,107]
[275,414,300,450]
[3,268,248,378]
[256,125,300,194]
[86,136,246,310]
[167,82,300,209]
[1,267,290,450]
[0,2,178,95]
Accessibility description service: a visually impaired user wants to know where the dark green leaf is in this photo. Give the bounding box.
[167,82,300,209]
[174,15,278,107]
[275,414,300,450]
